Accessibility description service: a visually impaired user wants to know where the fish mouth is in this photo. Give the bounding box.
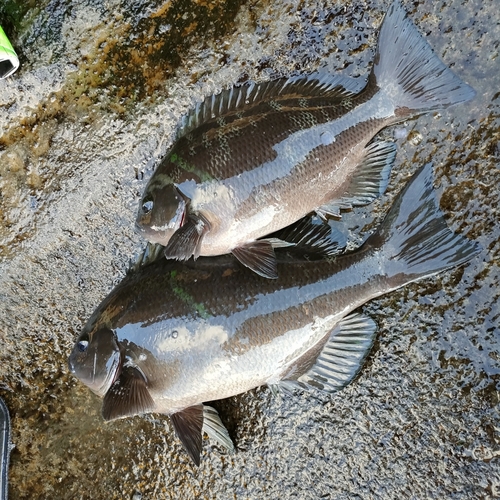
[134,218,169,243]
[134,220,148,237]
[135,223,174,246]
[78,347,121,398]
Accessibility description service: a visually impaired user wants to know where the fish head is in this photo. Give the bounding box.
[136,180,187,245]
[68,327,121,397]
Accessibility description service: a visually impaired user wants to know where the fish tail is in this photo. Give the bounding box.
[365,163,480,286]
[372,0,475,113]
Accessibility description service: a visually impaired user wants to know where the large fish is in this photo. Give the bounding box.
[135,0,475,278]
[70,163,480,465]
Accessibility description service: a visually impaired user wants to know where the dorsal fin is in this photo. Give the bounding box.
[176,72,363,139]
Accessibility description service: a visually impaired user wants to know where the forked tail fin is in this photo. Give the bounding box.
[365,163,480,284]
[373,0,475,113]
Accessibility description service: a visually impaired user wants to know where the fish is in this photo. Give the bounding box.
[135,0,475,279]
[69,162,480,465]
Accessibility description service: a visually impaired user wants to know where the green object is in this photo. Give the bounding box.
[0,26,19,79]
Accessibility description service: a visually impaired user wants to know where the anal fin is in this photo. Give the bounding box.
[269,216,347,258]
[232,240,278,279]
[102,366,155,421]
[281,313,377,393]
[317,141,396,219]
[164,213,210,261]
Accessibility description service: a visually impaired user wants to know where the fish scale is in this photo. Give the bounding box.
[185,97,357,180]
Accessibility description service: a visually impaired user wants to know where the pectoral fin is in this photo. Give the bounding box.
[232,240,278,279]
[170,405,204,466]
[317,141,396,219]
[164,213,210,261]
[102,366,155,421]
[280,313,377,393]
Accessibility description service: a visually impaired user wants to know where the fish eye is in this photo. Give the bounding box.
[78,339,89,352]
[142,197,154,214]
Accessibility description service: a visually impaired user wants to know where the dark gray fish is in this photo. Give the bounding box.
[135,0,475,278]
[70,163,480,465]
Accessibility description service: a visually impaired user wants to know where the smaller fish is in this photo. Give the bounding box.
[70,163,480,465]
[135,0,475,278]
